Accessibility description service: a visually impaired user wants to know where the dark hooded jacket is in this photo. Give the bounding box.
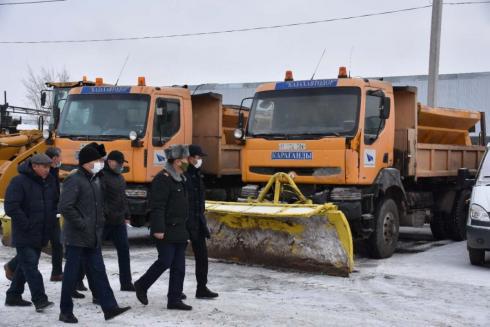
[101,162,130,225]
[184,164,210,239]
[5,160,58,248]
[150,163,189,243]
[59,167,105,248]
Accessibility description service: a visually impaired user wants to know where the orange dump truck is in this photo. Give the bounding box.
[233,68,486,258]
[44,78,245,226]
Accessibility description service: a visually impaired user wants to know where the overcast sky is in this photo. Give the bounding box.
[1,0,489,106]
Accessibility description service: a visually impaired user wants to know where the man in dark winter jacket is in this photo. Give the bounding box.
[4,147,64,282]
[4,154,57,313]
[101,150,134,291]
[59,144,130,324]
[184,145,218,299]
[45,146,63,281]
[76,142,107,294]
[134,144,193,311]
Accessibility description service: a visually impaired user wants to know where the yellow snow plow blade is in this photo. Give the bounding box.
[205,173,354,277]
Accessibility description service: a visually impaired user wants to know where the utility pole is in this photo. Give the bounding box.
[427,0,443,107]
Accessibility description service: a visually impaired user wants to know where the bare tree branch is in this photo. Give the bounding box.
[22,66,70,109]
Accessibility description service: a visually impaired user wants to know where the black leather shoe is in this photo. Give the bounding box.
[181,293,187,300]
[5,297,32,307]
[120,283,136,292]
[76,281,87,292]
[134,281,148,305]
[167,301,192,311]
[71,291,85,299]
[59,312,78,324]
[104,306,131,321]
[4,263,14,281]
[35,299,54,312]
[92,298,100,305]
[196,287,219,299]
[50,274,63,282]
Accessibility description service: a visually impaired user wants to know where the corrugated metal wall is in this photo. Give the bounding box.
[191,72,490,109]
[190,72,490,132]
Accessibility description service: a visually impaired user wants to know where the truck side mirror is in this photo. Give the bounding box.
[379,96,391,120]
[40,91,47,107]
[238,111,244,129]
[53,106,61,128]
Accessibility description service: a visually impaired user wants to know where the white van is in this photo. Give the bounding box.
[467,146,490,265]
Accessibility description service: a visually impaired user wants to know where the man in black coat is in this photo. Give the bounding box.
[4,147,64,282]
[101,150,134,291]
[58,145,130,323]
[45,146,63,281]
[134,144,193,311]
[4,154,57,313]
[184,145,218,299]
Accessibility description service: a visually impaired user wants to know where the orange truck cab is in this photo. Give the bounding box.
[46,78,244,226]
[236,68,486,258]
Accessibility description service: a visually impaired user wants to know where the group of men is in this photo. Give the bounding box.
[3,142,218,324]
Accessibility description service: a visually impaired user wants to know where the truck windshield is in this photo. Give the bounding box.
[57,93,150,139]
[247,87,361,138]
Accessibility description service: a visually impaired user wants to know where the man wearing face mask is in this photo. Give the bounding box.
[4,147,64,283]
[134,144,192,311]
[59,145,130,323]
[184,145,218,299]
[100,150,134,292]
[75,142,106,295]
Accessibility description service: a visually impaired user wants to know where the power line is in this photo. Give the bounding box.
[445,1,490,4]
[0,1,489,44]
[0,0,66,6]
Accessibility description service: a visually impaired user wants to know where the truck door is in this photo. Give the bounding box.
[147,97,184,180]
[359,92,393,183]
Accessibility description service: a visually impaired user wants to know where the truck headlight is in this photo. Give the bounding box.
[125,189,147,198]
[469,204,490,223]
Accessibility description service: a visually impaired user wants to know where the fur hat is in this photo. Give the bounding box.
[164,144,189,160]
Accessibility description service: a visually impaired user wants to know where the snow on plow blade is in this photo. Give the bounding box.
[205,201,354,277]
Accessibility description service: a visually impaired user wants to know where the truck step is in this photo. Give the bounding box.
[361,214,375,221]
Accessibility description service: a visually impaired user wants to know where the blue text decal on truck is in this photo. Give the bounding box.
[271,152,313,160]
[275,79,337,90]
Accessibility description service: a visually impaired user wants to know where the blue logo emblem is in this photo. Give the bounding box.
[156,153,166,162]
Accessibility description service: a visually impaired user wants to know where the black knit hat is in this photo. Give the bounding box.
[189,144,207,157]
[45,147,61,159]
[107,150,127,164]
[79,146,102,165]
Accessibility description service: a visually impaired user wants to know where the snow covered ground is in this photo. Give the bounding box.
[1,226,489,326]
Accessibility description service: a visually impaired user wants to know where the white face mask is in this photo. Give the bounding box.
[194,158,203,169]
[90,161,104,175]
[55,161,62,168]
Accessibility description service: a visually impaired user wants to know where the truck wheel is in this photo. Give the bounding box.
[468,248,485,266]
[367,198,400,259]
[448,189,471,241]
[430,213,448,240]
